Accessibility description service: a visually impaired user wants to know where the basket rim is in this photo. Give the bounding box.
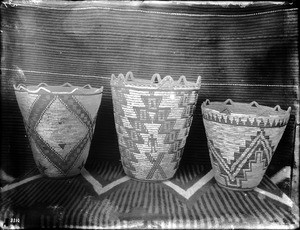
[201,99,291,127]
[201,99,291,117]
[110,71,201,90]
[13,83,103,95]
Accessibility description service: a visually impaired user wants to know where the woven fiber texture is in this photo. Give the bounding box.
[201,99,291,190]
[111,72,201,181]
[14,83,103,178]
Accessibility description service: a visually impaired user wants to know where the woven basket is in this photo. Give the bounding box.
[14,83,103,178]
[111,72,201,181]
[201,99,291,190]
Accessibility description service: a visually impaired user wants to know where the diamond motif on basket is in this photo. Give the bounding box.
[26,94,95,174]
[36,98,88,159]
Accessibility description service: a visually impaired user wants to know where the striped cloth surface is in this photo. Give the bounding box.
[0,161,298,229]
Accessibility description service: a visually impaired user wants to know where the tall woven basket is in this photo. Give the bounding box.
[201,99,291,190]
[111,72,201,181]
[14,83,103,178]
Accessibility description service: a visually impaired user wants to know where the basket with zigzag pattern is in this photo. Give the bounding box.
[14,83,103,178]
[111,72,201,181]
[201,99,291,190]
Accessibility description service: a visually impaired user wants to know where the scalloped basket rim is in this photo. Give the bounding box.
[110,71,201,90]
[13,82,103,94]
[201,99,291,118]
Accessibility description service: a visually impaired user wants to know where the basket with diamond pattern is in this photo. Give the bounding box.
[14,83,103,178]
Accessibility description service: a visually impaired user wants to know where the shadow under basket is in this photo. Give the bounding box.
[14,83,103,178]
[110,71,201,181]
[201,99,291,191]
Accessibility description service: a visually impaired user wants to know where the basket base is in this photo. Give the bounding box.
[216,182,256,191]
[39,172,81,180]
[126,175,174,183]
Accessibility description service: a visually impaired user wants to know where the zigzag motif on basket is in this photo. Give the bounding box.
[111,72,201,90]
[14,82,103,94]
[112,87,198,180]
[203,112,288,127]
[208,130,274,188]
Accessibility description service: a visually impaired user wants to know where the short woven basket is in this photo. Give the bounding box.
[14,83,103,178]
[201,99,291,190]
[111,72,201,181]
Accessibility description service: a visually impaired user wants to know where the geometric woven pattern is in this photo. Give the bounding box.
[111,72,201,181]
[208,130,274,189]
[1,161,298,229]
[202,99,291,190]
[14,83,103,177]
